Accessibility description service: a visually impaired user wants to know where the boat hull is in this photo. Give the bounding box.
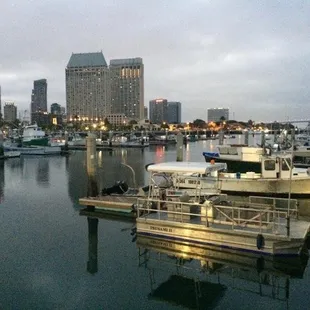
[23,137,49,146]
[176,176,310,197]
[136,219,306,256]
[3,146,61,155]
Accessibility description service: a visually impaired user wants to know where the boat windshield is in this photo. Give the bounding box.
[282,158,291,171]
[151,173,173,188]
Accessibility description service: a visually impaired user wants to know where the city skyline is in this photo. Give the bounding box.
[0,1,309,122]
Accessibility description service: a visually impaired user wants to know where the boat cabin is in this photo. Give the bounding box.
[261,154,298,179]
[23,124,46,139]
[217,144,270,161]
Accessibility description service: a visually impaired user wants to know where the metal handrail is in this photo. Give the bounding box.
[136,198,290,237]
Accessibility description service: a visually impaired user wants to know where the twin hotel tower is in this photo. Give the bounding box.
[29,52,182,127]
[65,52,182,126]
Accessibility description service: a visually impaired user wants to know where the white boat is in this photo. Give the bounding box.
[203,144,310,172]
[135,161,310,256]
[22,124,49,146]
[172,156,310,197]
[296,133,310,146]
[3,144,62,155]
[4,151,21,158]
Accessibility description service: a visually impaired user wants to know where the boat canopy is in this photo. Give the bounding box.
[147,162,227,174]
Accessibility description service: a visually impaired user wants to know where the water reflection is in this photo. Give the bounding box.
[36,158,50,187]
[87,217,98,274]
[67,150,148,204]
[136,236,309,309]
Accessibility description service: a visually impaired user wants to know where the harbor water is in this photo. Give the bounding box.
[1,137,310,309]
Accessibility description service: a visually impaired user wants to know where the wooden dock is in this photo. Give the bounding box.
[79,195,137,209]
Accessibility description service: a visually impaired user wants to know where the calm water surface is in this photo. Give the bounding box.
[1,139,310,309]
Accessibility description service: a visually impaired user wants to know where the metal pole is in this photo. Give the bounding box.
[121,163,137,188]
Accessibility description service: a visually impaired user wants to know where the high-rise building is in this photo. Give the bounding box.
[51,103,61,115]
[66,52,110,122]
[167,101,181,124]
[144,106,148,119]
[4,101,17,122]
[31,79,47,113]
[207,108,229,122]
[0,86,2,120]
[110,58,144,121]
[149,99,168,124]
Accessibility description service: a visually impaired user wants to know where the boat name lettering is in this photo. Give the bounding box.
[188,180,200,185]
[150,226,172,232]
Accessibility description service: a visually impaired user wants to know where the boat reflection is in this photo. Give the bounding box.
[136,236,309,309]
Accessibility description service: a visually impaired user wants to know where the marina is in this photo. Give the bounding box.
[1,137,310,309]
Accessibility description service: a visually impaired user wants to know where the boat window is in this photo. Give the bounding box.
[281,158,291,171]
[264,159,276,171]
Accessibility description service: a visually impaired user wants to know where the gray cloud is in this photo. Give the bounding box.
[0,0,309,122]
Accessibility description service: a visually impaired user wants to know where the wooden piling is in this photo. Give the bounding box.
[176,132,183,162]
[86,133,98,211]
[218,130,224,145]
[244,130,249,146]
[64,131,69,151]
[261,131,265,148]
[86,133,97,176]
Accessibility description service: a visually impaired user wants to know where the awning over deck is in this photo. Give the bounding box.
[147,161,227,174]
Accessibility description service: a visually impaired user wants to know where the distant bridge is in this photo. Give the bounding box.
[269,119,310,124]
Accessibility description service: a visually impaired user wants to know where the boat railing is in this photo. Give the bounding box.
[248,196,298,218]
[136,198,291,238]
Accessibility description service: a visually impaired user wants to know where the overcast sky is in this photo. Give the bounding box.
[0,0,309,122]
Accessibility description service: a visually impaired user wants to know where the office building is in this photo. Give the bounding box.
[207,108,229,122]
[0,86,2,120]
[167,101,181,124]
[144,106,148,119]
[149,99,168,124]
[4,101,17,122]
[51,103,61,115]
[31,79,47,114]
[110,58,144,121]
[66,52,110,121]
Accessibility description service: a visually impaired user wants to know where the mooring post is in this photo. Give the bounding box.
[291,128,295,146]
[86,133,98,211]
[176,132,183,162]
[86,133,97,176]
[261,131,266,148]
[244,130,249,146]
[64,130,69,151]
[108,130,113,147]
[218,130,224,145]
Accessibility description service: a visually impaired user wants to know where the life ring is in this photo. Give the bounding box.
[256,234,265,250]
